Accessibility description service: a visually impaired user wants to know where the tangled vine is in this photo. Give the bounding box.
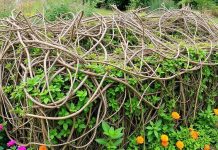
[0,7,217,149]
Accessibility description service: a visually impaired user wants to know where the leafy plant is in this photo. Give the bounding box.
[45,2,73,21]
[95,121,124,149]
[146,120,162,142]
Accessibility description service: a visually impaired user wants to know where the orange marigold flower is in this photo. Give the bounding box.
[136,136,144,144]
[161,134,169,142]
[214,109,218,116]
[171,112,180,120]
[204,144,210,150]
[39,145,47,150]
[190,130,199,140]
[161,141,169,147]
[176,141,184,150]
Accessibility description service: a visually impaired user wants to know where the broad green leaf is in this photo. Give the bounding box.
[146,126,153,130]
[95,138,107,145]
[108,126,115,136]
[43,97,50,104]
[147,131,153,136]
[113,138,123,146]
[102,121,110,132]
[154,131,159,138]
[66,119,73,124]
[79,124,86,129]
[63,123,68,130]
[58,120,64,125]
[115,127,124,134]
[156,120,162,126]
[112,132,124,139]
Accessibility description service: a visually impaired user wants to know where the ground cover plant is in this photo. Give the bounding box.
[0,7,217,149]
[0,0,112,19]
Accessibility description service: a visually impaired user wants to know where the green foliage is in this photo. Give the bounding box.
[127,135,140,150]
[195,106,218,129]
[0,10,11,18]
[192,0,216,10]
[45,2,73,21]
[0,1,13,18]
[10,83,25,101]
[124,97,144,118]
[2,38,218,149]
[148,0,178,10]
[106,83,125,112]
[96,121,124,149]
[1,0,218,20]
[146,120,162,142]
[25,73,65,104]
[98,0,217,11]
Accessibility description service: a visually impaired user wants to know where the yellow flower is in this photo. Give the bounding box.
[136,136,144,144]
[39,145,47,150]
[176,141,184,150]
[190,130,199,140]
[161,134,169,142]
[161,141,169,147]
[204,144,210,150]
[171,112,181,120]
[214,109,218,115]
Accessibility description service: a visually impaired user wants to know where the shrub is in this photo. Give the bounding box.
[0,0,14,18]
[45,2,73,21]
[211,6,218,16]
[148,0,178,10]
[193,0,217,10]
[0,10,11,19]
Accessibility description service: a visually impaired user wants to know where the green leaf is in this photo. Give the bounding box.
[146,126,153,130]
[102,121,110,132]
[156,120,162,126]
[148,135,153,142]
[69,103,77,112]
[49,129,58,140]
[63,123,68,130]
[113,138,123,146]
[112,132,124,139]
[76,90,87,100]
[56,131,63,139]
[79,124,86,129]
[147,131,153,136]
[95,138,107,145]
[43,97,50,104]
[58,120,64,125]
[154,131,159,138]
[66,119,73,124]
[108,126,115,136]
[115,127,124,134]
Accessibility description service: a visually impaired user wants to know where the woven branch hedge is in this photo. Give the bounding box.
[0,7,218,149]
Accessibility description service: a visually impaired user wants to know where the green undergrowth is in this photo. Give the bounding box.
[2,44,218,149]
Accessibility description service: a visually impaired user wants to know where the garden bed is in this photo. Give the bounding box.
[0,7,218,149]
